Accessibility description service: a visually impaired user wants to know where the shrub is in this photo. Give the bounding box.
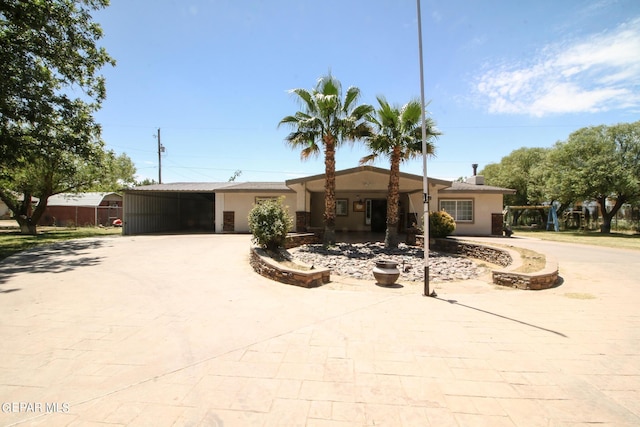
[248,198,293,251]
[429,210,455,238]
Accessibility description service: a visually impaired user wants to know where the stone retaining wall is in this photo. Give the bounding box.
[492,258,559,290]
[416,235,559,290]
[249,246,330,288]
[284,233,321,249]
[430,238,513,267]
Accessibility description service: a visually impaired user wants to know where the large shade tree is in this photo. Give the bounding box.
[481,147,550,225]
[360,96,438,248]
[0,0,115,234]
[545,121,640,233]
[279,74,373,245]
[0,138,136,234]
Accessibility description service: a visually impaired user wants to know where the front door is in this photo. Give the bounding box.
[491,213,503,235]
[370,199,387,232]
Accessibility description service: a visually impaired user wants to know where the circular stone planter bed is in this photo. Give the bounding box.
[249,246,331,288]
[289,242,483,283]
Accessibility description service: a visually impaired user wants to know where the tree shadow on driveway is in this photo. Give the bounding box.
[0,239,108,287]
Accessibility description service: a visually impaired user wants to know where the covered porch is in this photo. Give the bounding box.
[286,166,449,234]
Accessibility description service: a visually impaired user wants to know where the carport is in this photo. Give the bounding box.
[123,181,294,235]
[123,183,231,235]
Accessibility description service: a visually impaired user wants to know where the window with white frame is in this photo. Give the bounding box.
[439,199,473,222]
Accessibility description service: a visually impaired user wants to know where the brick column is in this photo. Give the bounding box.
[223,211,234,232]
[295,211,310,232]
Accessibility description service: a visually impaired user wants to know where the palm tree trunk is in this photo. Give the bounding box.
[385,147,401,248]
[323,135,337,245]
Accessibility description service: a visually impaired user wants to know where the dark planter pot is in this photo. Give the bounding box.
[373,260,400,286]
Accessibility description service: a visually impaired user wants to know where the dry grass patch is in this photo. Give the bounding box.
[514,229,640,251]
[564,292,596,300]
[0,227,122,261]
[264,249,312,271]
[514,247,546,273]
[466,240,547,273]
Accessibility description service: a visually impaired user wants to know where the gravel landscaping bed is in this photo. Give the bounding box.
[289,242,484,282]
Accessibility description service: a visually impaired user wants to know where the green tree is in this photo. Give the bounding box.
[0,0,114,233]
[279,73,373,245]
[529,151,575,216]
[135,178,158,186]
[0,139,135,234]
[88,151,137,191]
[545,121,640,233]
[481,147,550,225]
[360,96,438,248]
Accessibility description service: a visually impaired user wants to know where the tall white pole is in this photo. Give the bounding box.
[416,0,433,297]
[157,128,162,184]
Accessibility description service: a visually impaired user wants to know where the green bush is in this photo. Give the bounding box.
[429,210,456,238]
[248,198,293,250]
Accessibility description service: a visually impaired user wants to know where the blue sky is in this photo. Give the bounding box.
[93,0,640,184]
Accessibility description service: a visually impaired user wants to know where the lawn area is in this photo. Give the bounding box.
[0,226,122,261]
[514,228,640,251]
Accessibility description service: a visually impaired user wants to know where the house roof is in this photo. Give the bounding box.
[124,167,515,195]
[285,165,451,187]
[439,181,516,194]
[222,182,293,192]
[46,192,121,207]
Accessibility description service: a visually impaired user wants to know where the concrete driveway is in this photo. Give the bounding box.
[0,234,638,426]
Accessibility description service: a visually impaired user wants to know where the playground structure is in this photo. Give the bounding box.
[504,205,588,231]
[505,202,639,232]
[504,205,560,231]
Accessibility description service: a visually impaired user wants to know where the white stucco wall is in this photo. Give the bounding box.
[437,192,504,235]
[215,192,296,233]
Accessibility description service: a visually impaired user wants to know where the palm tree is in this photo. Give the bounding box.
[279,74,373,245]
[361,96,440,248]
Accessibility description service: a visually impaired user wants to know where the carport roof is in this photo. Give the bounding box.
[126,182,292,193]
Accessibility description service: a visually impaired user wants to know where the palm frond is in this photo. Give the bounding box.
[285,129,320,151]
[399,100,422,129]
[359,153,378,165]
[343,86,361,112]
[350,103,374,120]
[352,122,372,139]
[278,115,299,128]
[288,88,316,114]
[300,143,320,160]
[362,96,441,164]
[365,134,393,155]
[315,93,339,123]
[405,138,436,158]
[317,74,340,97]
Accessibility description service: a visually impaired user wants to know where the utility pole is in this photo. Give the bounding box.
[157,128,165,184]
